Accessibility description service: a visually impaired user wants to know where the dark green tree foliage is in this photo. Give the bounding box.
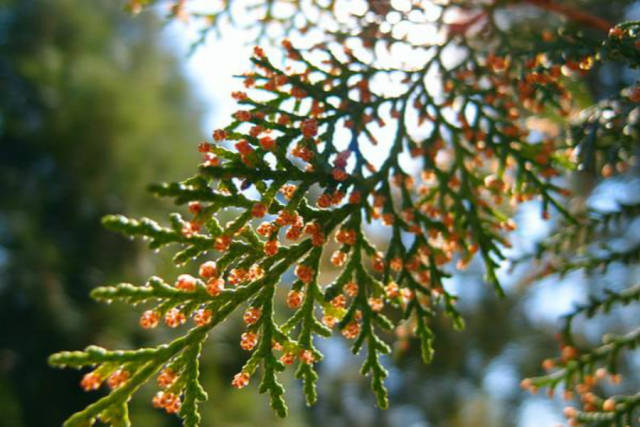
[0,0,202,425]
[46,0,639,426]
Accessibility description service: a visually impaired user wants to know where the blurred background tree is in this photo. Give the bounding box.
[0,0,203,424]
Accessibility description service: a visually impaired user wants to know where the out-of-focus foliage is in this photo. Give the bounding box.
[0,0,202,425]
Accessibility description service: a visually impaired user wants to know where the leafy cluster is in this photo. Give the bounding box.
[520,197,640,426]
[515,23,640,426]
[49,1,639,426]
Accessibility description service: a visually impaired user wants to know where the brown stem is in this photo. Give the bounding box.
[523,0,613,33]
[447,11,489,35]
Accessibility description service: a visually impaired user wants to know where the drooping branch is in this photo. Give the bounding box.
[49,2,640,426]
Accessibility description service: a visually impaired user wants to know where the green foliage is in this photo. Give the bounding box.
[0,0,202,425]
[47,1,640,426]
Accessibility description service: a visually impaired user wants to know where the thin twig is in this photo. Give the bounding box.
[523,0,613,33]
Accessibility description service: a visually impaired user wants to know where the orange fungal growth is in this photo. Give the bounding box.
[212,129,227,141]
[214,235,232,252]
[331,250,347,267]
[157,369,178,388]
[206,277,224,296]
[300,349,315,364]
[80,372,102,391]
[317,193,332,208]
[228,268,248,285]
[152,391,181,414]
[199,261,218,279]
[295,265,314,284]
[194,308,213,326]
[140,310,160,329]
[264,239,279,256]
[602,398,616,411]
[240,331,258,351]
[175,274,197,292]
[368,297,384,312]
[257,221,276,237]
[243,307,262,325]
[251,203,268,218]
[343,281,358,297]
[301,118,318,139]
[286,290,304,309]
[322,314,337,328]
[188,201,202,213]
[164,308,186,328]
[280,352,295,365]
[372,253,385,272]
[341,322,360,339]
[107,369,130,389]
[336,228,356,245]
[331,295,347,308]
[385,282,399,299]
[232,372,250,389]
[280,184,296,200]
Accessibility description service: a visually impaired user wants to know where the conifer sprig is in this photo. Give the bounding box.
[49,1,640,426]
